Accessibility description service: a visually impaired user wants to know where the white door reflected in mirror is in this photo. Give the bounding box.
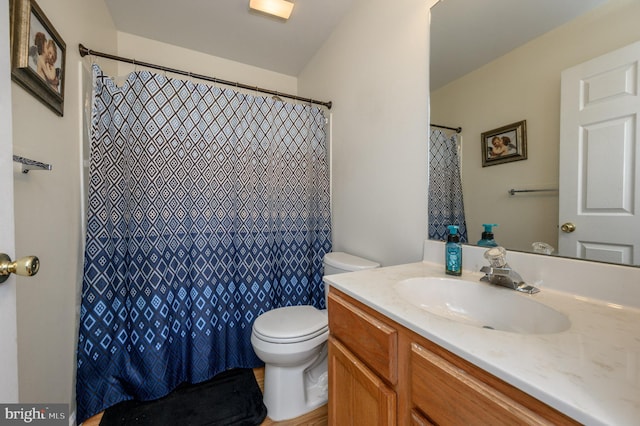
[559,39,640,265]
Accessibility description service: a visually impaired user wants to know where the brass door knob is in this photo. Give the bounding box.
[561,223,576,233]
[0,253,40,284]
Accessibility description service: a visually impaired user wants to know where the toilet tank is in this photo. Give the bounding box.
[323,252,380,275]
[323,252,380,303]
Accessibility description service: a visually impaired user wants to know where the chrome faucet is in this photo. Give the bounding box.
[480,247,539,294]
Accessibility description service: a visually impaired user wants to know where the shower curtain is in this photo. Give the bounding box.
[428,129,467,242]
[76,64,332,422]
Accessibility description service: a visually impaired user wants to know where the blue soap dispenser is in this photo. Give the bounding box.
[445,225,462,276]
[477,224,499,247]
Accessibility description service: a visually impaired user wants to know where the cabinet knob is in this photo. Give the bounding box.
[0,253,40,284]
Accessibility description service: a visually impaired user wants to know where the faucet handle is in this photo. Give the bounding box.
[484,246,507,267]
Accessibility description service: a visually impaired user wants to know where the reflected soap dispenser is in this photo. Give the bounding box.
[477,224,499,247]
[445,225,462,276]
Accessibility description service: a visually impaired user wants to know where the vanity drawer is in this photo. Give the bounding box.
[328,290,398,384]
[410,342,556,425]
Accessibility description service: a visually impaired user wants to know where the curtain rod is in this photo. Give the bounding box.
[78,44,332,110]
[431,123,462,133]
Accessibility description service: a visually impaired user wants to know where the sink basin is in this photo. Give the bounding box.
[394,277,570,334]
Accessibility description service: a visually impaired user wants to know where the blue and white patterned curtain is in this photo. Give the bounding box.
[428,129,467,242]
[76,64,332,422]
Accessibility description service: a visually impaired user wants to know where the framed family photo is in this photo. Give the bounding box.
[10,0,66,116]
[481,120,527,167]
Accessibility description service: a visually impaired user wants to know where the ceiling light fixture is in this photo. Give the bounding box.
[249,0,294,20]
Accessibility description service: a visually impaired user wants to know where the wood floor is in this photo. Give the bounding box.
[81,367,328,426]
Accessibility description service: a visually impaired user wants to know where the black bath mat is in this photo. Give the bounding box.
[100,369,267,426]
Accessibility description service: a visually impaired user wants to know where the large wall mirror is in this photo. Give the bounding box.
[429,0,640,266]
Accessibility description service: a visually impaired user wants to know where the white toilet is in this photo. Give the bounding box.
[251,251,380,421]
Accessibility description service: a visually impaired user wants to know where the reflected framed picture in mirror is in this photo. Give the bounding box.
[481,120,527,167]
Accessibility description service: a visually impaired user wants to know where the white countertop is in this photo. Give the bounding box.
[324,260,640,425]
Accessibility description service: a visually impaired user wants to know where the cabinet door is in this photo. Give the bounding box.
[329,337,396,425]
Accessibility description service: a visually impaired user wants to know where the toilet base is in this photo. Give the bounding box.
[262,343,328,421]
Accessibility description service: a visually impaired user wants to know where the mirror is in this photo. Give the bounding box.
[429,0,640,266]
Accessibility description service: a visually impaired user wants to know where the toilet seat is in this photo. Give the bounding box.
[253,306,328,344]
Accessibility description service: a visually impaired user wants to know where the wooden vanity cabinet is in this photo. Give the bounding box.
[327,290,397,425]
[328,288,579,426]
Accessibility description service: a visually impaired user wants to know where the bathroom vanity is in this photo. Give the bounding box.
[328,288,577,425]
[325,241,640,425]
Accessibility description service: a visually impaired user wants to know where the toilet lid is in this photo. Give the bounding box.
[253,306,328,343]
[324,251,380,270]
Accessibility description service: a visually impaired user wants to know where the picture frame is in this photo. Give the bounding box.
[481,120,527,167]
[10,0,66,116]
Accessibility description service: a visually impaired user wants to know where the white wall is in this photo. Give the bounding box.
[114,32,298,95]
[431,0,640,251]
[299,0,436,267]
[11,0,117,413]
